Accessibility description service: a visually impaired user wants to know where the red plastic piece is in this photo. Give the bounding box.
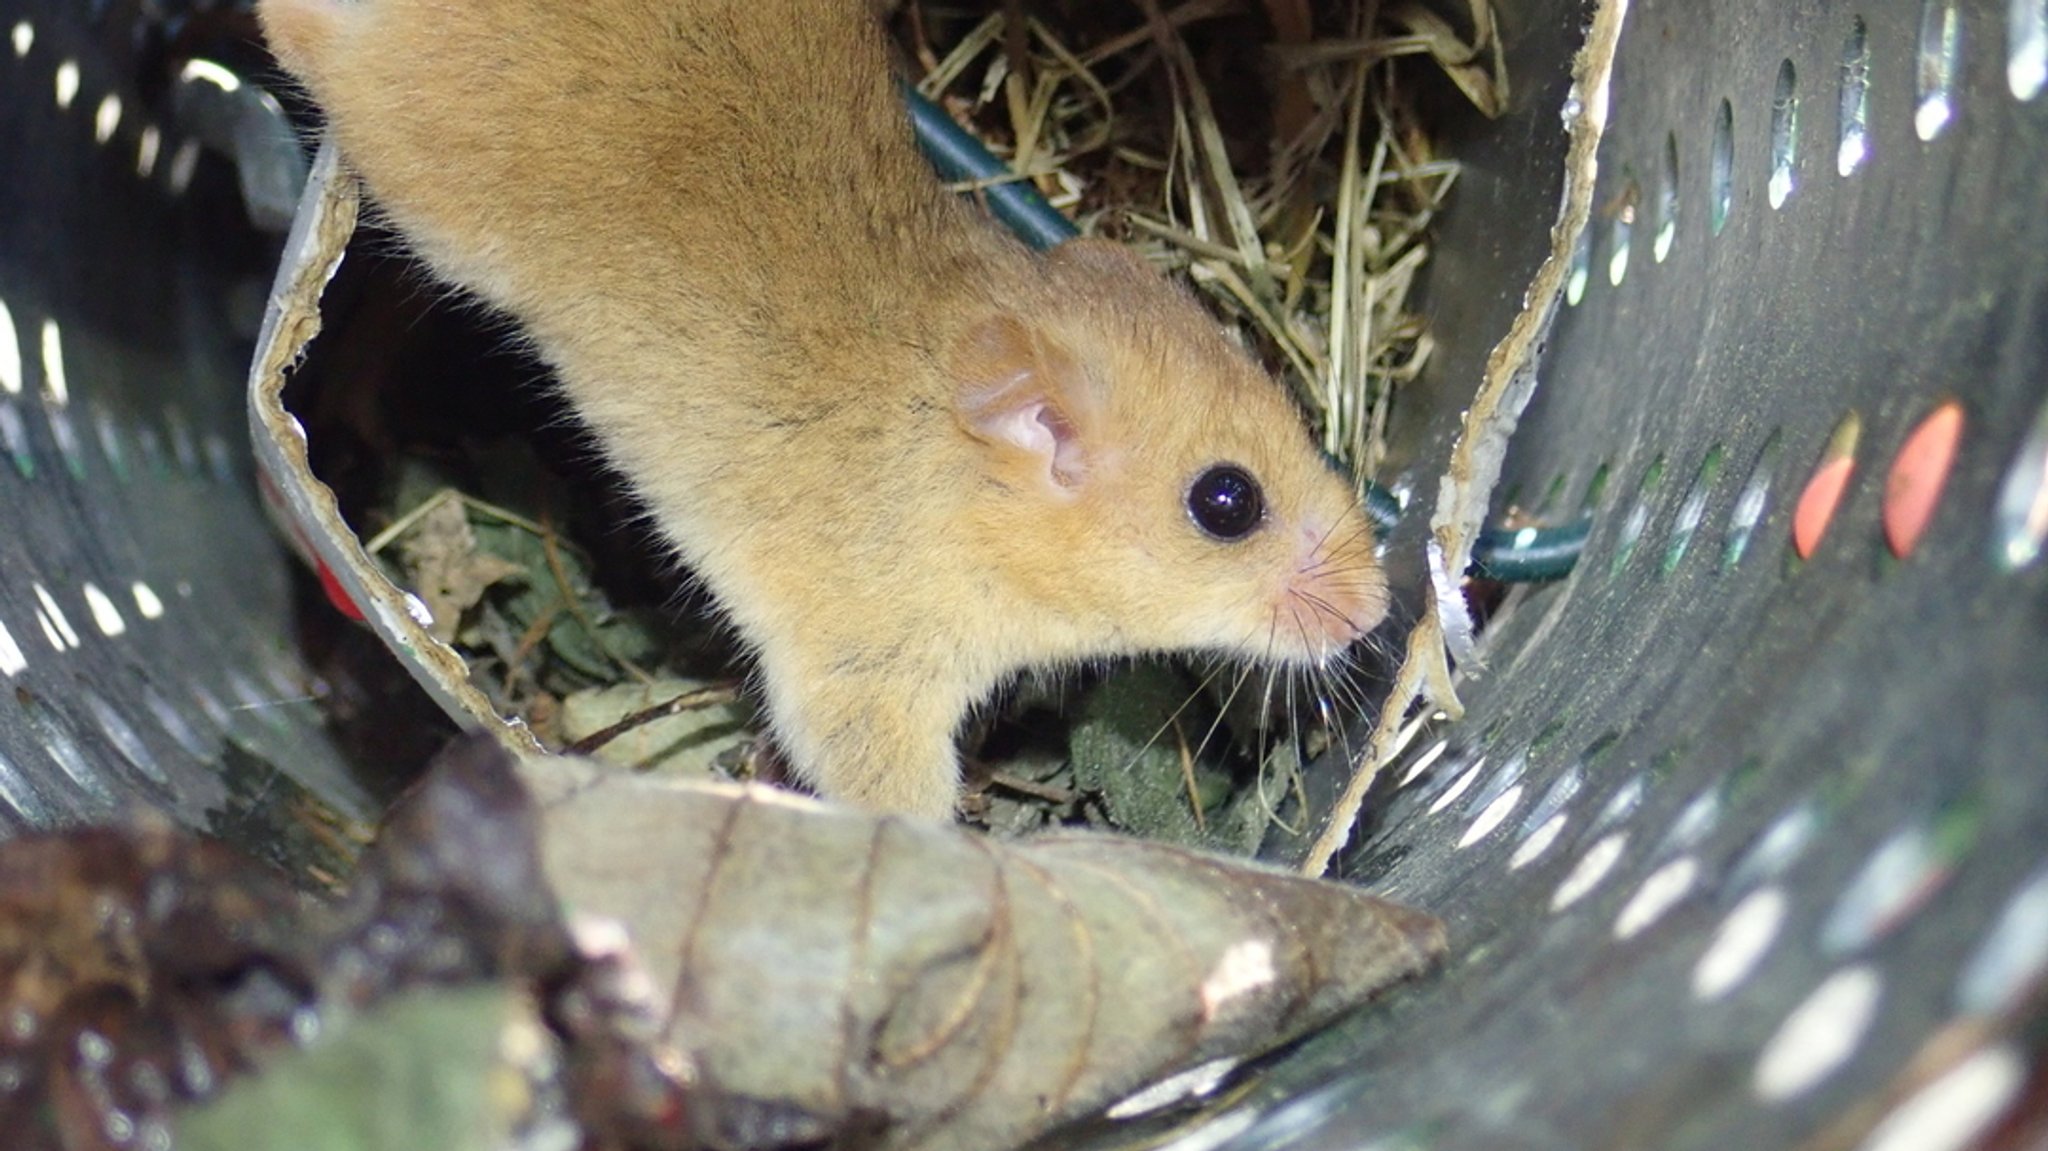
[317,559,366,622]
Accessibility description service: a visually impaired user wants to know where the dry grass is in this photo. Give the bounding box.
[897,0,1505,481]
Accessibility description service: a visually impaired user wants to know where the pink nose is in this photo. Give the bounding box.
[1296,583,1379,655]
[1283,520,1388,660]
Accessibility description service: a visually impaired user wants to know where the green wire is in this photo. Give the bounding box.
[904,84,1079,252]
[1472,516,1594,583]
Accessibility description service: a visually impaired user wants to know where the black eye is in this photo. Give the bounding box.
[1186,464,1264,540]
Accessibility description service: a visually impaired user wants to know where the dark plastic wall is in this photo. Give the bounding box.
[2,1,2045,1149]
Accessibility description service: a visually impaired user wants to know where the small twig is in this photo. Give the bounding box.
[1123,212,1256,267]
[565,684,742,757]
[905,0,941,76]
[364,488,457,555]
[1001,0,1036,171]
[1079,0,1236,67]
[986,770,1081,805]
[536,501,653,684]
[507,600,565,682]
[364,487,552,555]
[1025,17,1115,156]
[919,11,1004,99]
[1173,718,1207,833]
[1253,737,1310,837]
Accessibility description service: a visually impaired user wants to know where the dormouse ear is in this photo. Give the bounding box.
[949,315,1098,494]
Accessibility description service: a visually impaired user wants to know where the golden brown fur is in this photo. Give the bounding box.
[261,0,1389,818]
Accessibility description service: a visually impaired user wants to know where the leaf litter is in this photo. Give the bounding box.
[0,735,1444,1151]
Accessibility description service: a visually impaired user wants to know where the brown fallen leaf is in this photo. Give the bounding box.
[393,493,526,643]
[524,753,1446,1151]
[0,732,1442,1151]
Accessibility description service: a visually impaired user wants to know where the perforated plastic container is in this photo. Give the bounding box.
[3,1,2046,1149]
[0,0,381,860]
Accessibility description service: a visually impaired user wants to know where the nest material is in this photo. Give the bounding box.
[900,0,1504,479]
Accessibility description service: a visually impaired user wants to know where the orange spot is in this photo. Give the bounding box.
[1795,412,1863,560]
[1884,401,1964,558]
[1795,459,1854,559]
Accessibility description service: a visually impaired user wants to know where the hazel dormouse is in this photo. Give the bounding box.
[259,0,1389,818]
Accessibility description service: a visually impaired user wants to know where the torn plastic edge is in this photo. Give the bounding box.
[1303,0,1631,876]
[245,135,544,757]
[1426,0,1629,673]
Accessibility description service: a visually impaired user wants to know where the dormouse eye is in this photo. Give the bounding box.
[1186,464,1264,540]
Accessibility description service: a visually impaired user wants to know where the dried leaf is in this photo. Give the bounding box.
[0,735,1440,1151]
[174,987,551,1151]
[0,741,658,1151]
[1068,664,1262,854]
[394,494,525,643]
[524,753,1446,1151]
[473,518,662,683]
